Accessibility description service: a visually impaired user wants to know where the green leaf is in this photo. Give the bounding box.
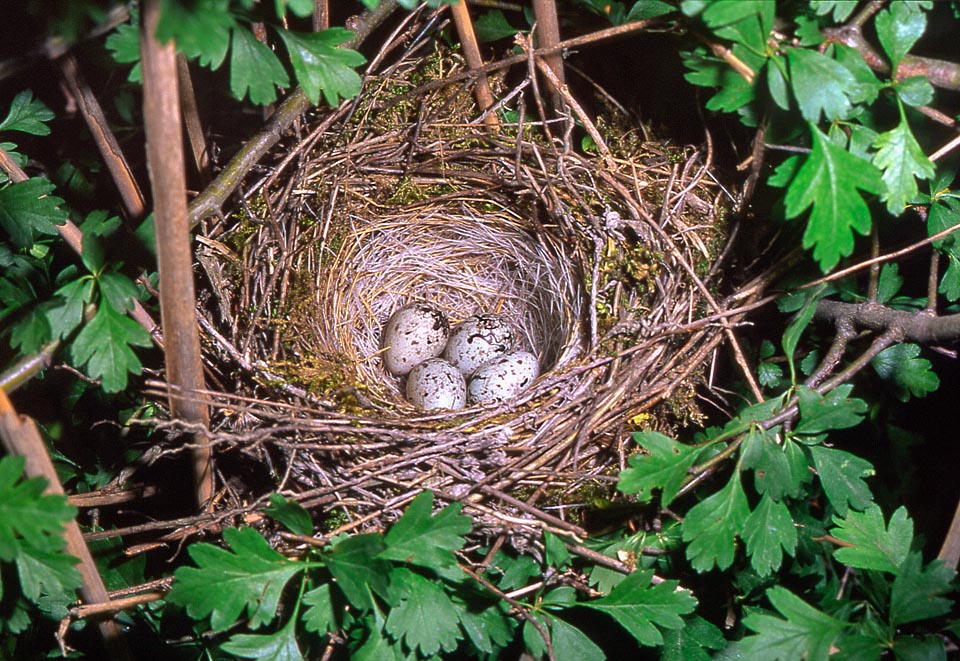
[871,343,939,401]
[743,493,798,576]
[156,0,233,69]
[276,28,366,107]
[890,552,956,626]
[97,272,141,314]
[892,635,947,661]
[782,287,823,382]
[795,385,867,435]
[766,57,789,111]
[896,75,935,107]
[0,178,68,248]
[221,612,303,661]
[380,491,471,569]
[833,44,882,105]
[810,0,858,22]
[324,533,388,610]
[700,0,773,54]
[929,195,960,255]
[758,361,783,388]
[582,570,697,646]
[808,445,874,515]
[872,110,935,215]
[10,306,52,354]
[277,0,315,19]
[105,15,143,82]
[457,600,513,655]
[547,615,605,661]
[385,568,462,656]
[625,0,676,20]
[167,527,303,631]
[682,473,750,571]
[70,299,153,393]
[265,493,313,536]
[740,586,847,661]
[544,531,571,569]
[47,276,95,340]
[786,48,857,122]
[740,428,807,501]
[875,1,926,72]
[301,584,336,635]
[617,431,699,505]
[705,70,755,113]
[473,10,521,42]
[229,27,289,105]
[876,263,904,303]
[0,456,76,562]
[940,254,960,301]
[662,615,727,661]
[16,545,81,606]
[784,125,884,272]
[0,90,54,136]
[830,504,912,573]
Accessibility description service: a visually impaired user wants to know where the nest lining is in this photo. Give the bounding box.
[183,29,733,538]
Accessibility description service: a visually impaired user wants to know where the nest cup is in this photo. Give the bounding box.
[312,201,582,408]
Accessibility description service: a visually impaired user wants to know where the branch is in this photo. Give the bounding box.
[815,300,960,344]
[141,0,212,508]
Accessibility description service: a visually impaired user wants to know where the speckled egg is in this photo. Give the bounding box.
[444,314,515,376]
[382,303,450,376]
[467,351,540,405]
[406,358,467,410]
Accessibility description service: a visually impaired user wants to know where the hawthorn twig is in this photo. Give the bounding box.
[449,0,500,128]
[141,0,213,509]
[532,0,565,107]
[177,55,211,184]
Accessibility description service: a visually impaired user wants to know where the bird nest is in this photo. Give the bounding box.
[182,35,732,540]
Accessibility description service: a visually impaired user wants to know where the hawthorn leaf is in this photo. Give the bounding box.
[743,493,798,576]
[380,491,471,569]
[495,552,540,591]
[890,552,956,626]
[156,0,232,69]
[617,431,699,505]
[301,584,337,635]
[70,299,153,393]
[277,0,315,19]
[941,254,960,301]
[705,70,755,113]
[896,75,934,107]
[0,178,68,248]
[809,445,874,515]
[766,57,789,111]
[682,473,749,572]
[700,0,773,54]
[782,287,822,382]
[457,599,513,654]
[16,545,81,606]
[167,527,303,631]
[830,504,912,573]
[625,0,676,21]
[0,456,76,562]
[10,306,51,354]
[230,27,289,105]
[221,612,303,661]
[547,615,604,661]
[810,0,857,22]
[105,15,143,81]
[473,10,521,42]
[871,343,939,401]
[0,90,54,136]
[833,44,882,105]
[740,428,806,501]
[740,586,847,661]
[544,531,571,570]
[47,276,95,340]
[582,570,696,646]
[324,533,388,610]
[276,28,366,107]
[891,635,947,659]
[786,48,857,122]
[872,112,935,215]
[97,272,141,314]
[661,615,726,661]
[795,385,867,435]
[875,1,926,72]
[385,568,462,656]
[876,263,904,304]
[784,125,884,272]
[265,493,313,536]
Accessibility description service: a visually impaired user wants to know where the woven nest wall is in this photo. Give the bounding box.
[187,30,732,537]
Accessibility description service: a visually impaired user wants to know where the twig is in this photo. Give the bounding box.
[141,0,213,509]
[532,0,565,107]
[58,53,146,219]
[177,55,211,184]
[449,0,500,128]
[0,389,132,660]
[0,340,60,393]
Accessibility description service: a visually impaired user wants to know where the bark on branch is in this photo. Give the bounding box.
[815,299,960,344]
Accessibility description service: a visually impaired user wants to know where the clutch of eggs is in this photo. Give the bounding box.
[382,305,539,410]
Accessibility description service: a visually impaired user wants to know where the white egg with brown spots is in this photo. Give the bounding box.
[467,351,540,405]
[444,313,515,376]
[382,303,450,376]
[406,358,466,410]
